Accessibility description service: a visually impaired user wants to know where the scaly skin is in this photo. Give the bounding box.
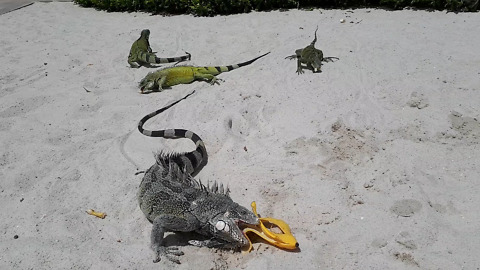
[286,26,339,74]
[138,52,270,93]
[137,92,259,264]
[128,29,191,68]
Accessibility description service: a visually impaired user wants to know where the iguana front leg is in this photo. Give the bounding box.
[296,59,305,74]
[151,216,185,264]
[286,49,305,74]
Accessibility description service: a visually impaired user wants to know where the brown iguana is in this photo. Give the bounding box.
[285,26,339,74]
[138,52,270,93]
[128,29,191,68]
[137,91,259,263]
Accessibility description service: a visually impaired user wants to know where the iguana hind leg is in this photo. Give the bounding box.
[193,73,222,85]
[128,54,141,68]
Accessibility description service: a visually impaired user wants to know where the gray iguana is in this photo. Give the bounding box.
[128,29,191,68]
[137,91,259,263]
[138,52,270,94]
[286,26,339,74]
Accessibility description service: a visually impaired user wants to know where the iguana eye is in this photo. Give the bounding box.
[215,221,230,232]
[215,221,226,231]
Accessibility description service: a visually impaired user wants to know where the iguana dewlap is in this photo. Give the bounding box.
[242,202,299,252]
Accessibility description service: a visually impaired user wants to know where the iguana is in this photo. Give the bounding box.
[128,29,191,68]
[137,91,259,264]
[285,26,339,74]
[138,52,270,94]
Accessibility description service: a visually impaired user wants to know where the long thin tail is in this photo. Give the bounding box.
[207,52,270,73]
[310,26,318,46]
[137,91,207,177]
[139,51,191,65]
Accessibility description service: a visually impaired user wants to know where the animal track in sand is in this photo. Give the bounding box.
[390,199,422,217]
[285,119,379,171]
[0,95,54,118]
[406,91,429,109]
[445,111,480,143]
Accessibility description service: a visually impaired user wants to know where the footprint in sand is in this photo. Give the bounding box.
[390,199,422,217]
[406,91,429,109]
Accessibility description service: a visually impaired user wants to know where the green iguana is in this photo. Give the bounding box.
[128,29,191,68]
[138,52,270,94]
[137,91,259,263]
[286,26,339,74]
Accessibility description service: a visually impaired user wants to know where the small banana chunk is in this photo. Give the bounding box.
[86,209,107,219]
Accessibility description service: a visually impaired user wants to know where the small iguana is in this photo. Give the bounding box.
[286,26,339,74]
[128,29,191,68]
[138,52,270,93]
[137,91,259,264]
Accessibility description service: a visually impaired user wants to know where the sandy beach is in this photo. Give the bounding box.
[0,2,479,269]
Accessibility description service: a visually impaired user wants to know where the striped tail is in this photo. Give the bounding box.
[137,91,207,177]
[208,52,270,73]
[310,26,318,46]
[139,51,191,64]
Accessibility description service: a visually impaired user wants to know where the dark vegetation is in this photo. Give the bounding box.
[73,0,478,15]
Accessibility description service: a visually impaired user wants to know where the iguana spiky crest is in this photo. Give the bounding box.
[136,91,259,264]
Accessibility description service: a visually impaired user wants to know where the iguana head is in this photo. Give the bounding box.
[140,29,150,40]
[139,72,157,92]
[311,50,324,72]
[209,203,259,246]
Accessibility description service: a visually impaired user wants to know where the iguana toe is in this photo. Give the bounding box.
[210,78,223,85]
[153,246,184,264]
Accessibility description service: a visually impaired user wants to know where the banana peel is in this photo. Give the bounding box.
[242,202,298,253]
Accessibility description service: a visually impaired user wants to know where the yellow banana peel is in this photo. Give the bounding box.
[242,202,298,253]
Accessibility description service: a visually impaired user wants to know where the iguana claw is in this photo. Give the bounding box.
[210,78,223,85]
[153,246,184,264]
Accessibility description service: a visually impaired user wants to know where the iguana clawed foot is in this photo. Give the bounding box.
[285,55,297,60]
[153,246,184,264]
[209,77,223,85]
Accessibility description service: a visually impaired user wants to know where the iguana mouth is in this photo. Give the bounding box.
[236,219,259,230]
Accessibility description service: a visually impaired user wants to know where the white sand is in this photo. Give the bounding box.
[1,2,479,269]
